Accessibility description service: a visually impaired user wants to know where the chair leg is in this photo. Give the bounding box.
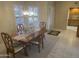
[7,55,9,58]
[41,35,44,49]
[28,44,32,50]
[42,38,44,49]
[12,53,15,58]
[24,46,28,56]
[7,51,9,58]
[38,44,40,53]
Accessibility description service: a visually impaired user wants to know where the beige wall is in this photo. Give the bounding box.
[0,2,16,43]
[0,1,54,35]
[0,1,56,35]
[39,2,48,22]
[0,2,16,34]
[1,1,77,37]
[0,1,50,33]
[54,1,79,30]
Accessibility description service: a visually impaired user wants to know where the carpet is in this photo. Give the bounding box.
[48,30,60,36]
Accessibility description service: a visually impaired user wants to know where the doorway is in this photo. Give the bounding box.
[67,7,79,31]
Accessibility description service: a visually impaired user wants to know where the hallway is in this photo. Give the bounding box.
[67,26,77,31]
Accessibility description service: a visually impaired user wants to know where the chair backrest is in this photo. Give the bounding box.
[40,22,46,32]
[17,24,24,34]
[40,22,46,28]
[1,32,14,52]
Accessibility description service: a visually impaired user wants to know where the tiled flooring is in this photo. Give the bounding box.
[67,26,77,31]
[48,29,79,58]
[0,28,79,58]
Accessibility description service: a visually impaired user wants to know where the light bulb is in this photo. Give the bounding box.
[23,11,29,15]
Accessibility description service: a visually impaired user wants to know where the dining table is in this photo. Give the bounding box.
[12,24,45,43]
[12,24,46,56]
[13,28,40,42]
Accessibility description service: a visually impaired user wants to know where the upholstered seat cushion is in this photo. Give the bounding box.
[13,42,24,53]
[31,41,39,45]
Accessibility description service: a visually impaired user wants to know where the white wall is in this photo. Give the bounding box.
[47,2,55,31]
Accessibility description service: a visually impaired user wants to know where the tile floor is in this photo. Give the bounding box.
[0,27,79,58]
[48,28,79,58]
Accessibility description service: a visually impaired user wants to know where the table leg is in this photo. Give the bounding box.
[24,46,28,56]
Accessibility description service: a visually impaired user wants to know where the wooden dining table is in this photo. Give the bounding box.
[12,25,46,56]
[12,24,45,43]
[12,29,39,55]
[12,22,46,42]
[13,28,40,41]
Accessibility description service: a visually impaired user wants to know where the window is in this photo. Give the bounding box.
[14,5,40,32]
[14,5,24,25]
[27,6,40,29]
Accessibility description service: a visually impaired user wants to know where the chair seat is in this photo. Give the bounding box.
[13,42,24,53]
[31,41,39,45]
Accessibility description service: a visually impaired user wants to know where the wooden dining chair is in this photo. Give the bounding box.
[30,22,47,52]
[1,32,27,58]
[40,22,47,40]
[30,32,42,53]
[17,24,25,34]
[40,22,47,48]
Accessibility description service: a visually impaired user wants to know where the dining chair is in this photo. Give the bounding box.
[40,28,45,49]
[17,24,32,49]
[40,22,47,48]
[30,22,47,53]
[17,24,25,34]
[1,32,27,58]
[30,32,42,53]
